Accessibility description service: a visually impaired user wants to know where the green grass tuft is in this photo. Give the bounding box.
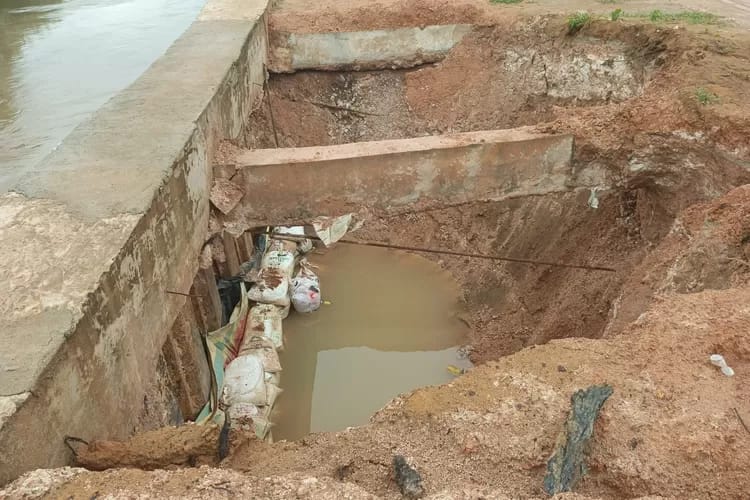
[695,87,719,105]
[647,9,719,24]
[611,8,623,21]
[649,9,666,21]
[567,12,591,33]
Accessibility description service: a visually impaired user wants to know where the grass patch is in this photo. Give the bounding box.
[695,87,719,105]
[490,0,523,4]
[611,8,623,21]
[567,12,591,34]
[645,9,720,24]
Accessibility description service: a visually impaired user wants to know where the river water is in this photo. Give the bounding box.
[0,0,205,187]
[272,244,472,441]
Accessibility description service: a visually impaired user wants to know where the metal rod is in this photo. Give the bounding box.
[166,290,205,298]
[734,408,750,434]
[265,81,280,148]
[269,233,617,273]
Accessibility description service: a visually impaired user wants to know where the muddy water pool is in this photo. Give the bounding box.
[272,244,472,441]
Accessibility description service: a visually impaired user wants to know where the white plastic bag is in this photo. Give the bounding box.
[221,354,266,406]
[247,250,296,306]
[249,304,285,349]
[291,260,321,313]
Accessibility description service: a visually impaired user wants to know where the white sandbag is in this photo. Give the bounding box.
[227,404,257,433]
[279,301,290,319]
[249,304,285,349]
[247,249,296,306]
[273,226,314,255]
[311,213,363,246]
[232,402,260,415]
[253,416,272,439]
[291,260,321,313]
[265,371,281,386]
[268,235,298,254]
[266,383,283,407]
[224,403,263,429]
[221,354,266,406]
[239,335,282,373]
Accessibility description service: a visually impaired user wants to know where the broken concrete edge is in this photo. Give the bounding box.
[213,128,590,234]
[0,393,30,430]
[0,0,271,486]
[268,24,472,73]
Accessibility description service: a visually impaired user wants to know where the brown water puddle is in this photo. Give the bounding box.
[272,243,471,441]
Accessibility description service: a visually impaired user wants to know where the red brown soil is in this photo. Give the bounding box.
[270,0,750,33]
[11,192,750,495]
[242,16,750,365]
[69,424,223,471]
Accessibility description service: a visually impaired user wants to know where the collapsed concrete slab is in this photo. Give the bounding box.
[214,128,577,234]
[269,24,472,72]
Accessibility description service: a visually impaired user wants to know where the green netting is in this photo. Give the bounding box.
[196,283,250,424]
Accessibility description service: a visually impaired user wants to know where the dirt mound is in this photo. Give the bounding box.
[11,274,749,497]
[270,0,492,34]
[67,423,223,471]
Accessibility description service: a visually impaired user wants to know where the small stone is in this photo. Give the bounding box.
[557,365,567,372]
[393,455,424,498]
[462,433,481,455]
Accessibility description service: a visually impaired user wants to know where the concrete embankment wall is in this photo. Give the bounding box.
[0,0,270,484]
[214,129,575,232]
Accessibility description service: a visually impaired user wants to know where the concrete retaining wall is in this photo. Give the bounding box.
[214,128,575,233]
[0,0,270,484]
[269,24,472,72]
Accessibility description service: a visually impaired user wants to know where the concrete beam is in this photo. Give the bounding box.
[215,128,575,233]
[269,24,472,73]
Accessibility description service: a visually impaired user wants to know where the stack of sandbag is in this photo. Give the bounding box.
[221,334,282,439]
[210,227,327,441]
[247,241,295,310]
[219,240,294,440]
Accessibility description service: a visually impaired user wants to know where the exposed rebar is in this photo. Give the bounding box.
[268,233,617,273]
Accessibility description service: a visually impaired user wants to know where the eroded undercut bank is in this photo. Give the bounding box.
[3,5,750,499]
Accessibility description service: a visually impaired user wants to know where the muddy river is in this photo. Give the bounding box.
[272,244,472,441]
[0,0,204,188]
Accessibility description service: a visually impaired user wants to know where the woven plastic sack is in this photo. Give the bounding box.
[221,354,266,406]
[239,335,282,373]
[247,250,295,306]
[248,303,285,349]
